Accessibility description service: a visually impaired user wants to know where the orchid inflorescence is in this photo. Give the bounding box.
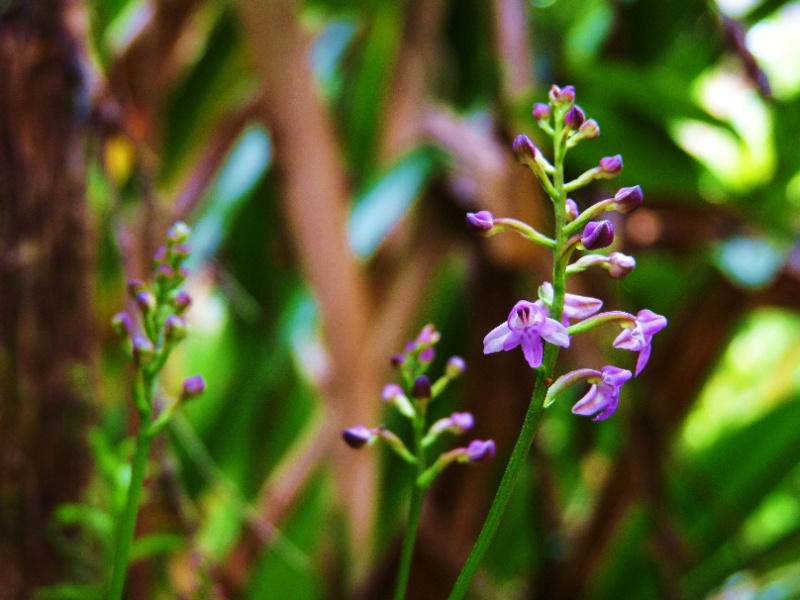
[342,324,495,487]
[467,84,667,421]
[342,324,494,600]
[107,222,205,600]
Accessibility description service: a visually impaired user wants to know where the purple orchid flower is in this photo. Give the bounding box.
[613,309,668,376]
[539,282,603,325]
[571,366,633,421]
[483,300,570,368]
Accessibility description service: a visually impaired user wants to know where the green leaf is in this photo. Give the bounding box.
[348,146,442,259]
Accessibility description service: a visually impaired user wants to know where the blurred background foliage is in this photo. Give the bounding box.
[6,0,800,598]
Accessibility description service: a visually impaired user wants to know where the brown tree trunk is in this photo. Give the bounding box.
[0,1,96,596]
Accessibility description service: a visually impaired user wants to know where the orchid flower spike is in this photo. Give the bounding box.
[484,299,570,369]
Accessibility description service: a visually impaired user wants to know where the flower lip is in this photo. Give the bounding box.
[612,309,668,376]
[582,220,615,250]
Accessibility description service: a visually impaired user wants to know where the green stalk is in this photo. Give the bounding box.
[108,373,155,600]
[394,406,428,600]
[448,107,570,600]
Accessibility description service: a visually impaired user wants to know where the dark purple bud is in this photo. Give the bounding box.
[608,252,636,278]
[466,211,495,234]
[565,199,579,222]
[446,356,466,378]
[390,353,406,367]
[582,220,615,250]
[342,425,375,449]
[412,375,432,399]
[511,134,540,165]
[532,102,551,121]
[564,105,586,130]
[132,336,155,366]
[598,155,624,178]
[181,375,206,400]
[135,290,156,314]
[549,84,576,106]
[111,312,134,337]
[419,347,435,363]
[612,185,643,214]
[164,315,188,343]
[127,279,145,298]
[579,119,600,139]
[167,222,191,245]
[172,291,192,314]
[467,439,496,462]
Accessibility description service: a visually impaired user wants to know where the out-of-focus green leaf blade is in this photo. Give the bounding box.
[348,146,442,259]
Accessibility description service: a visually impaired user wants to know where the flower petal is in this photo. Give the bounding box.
[502,329,524,352]
[613,326,645,351]
[571,385,604,416]
[483,322,511,354]
[637,310,668,335]
[540,318,571,347]
[563,292,603,320]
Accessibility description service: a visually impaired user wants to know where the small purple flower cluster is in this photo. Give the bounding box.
[343,324,495,488]
[467,84,667,421]
[112,222,205,410]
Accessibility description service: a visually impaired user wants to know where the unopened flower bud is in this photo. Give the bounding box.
[466,211,495,235]
[598,155,624,178]
[170,244,190,263]
[342,425,376,449]
[532,103,551,121]
[419,347,435,363]
[153,245,168,264]
[127,279,145,298]
[466,439,496,462]
[135,290,156,315]
[565,199,579,222]
[579,119,600,139]
[450,412,475,432]
[390,353,406,368]
[111,312,134,337]
[512,134,541,166]
[155,264,173,283]
[445,356,466,378]
[181,375,206,400]
[582,220,615,250]
[564,105,586,130]
[412,376,432,399]
[612,185,643,214]
[607,252,636,278]
[172,291,192,314]
[164,315,188,343]
[549,84,576,106]
[132,336,155,366]
[167,222,191,245]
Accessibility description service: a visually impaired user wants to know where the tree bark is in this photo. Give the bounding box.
[0,1,96,596]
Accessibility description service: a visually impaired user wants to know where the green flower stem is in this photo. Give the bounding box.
[108,372,156,600]
[108,427,153,600]
[448,104,571,600]
[447,363,551,600]
[493,218,556,249]
[394,408,428,600]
